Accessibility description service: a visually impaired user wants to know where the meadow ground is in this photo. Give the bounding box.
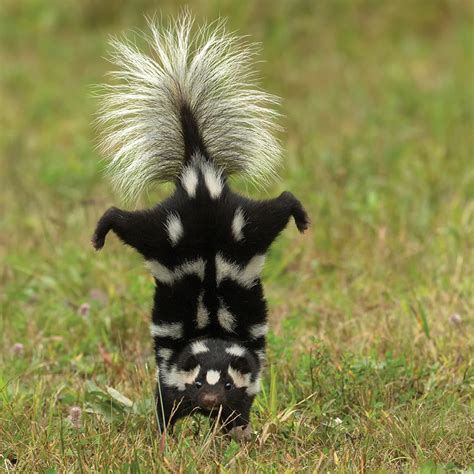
[1,1,473,472]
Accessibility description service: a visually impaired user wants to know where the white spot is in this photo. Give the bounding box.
[181,166,198,197]
[215,253,266,289]
[191,341,209,355]
[217,303,236,333]
[150,322,183,340]
[225,344,246,357]
[206,370,220,385]
[232,207,246,241]
[165,213,183,246]
[196,291,210,329]
[146,258,206,285]
[163,364,200,391]
[228,366,251,388]
[200,161,223,199]
[157,348,173,361]
[249,322,268,339]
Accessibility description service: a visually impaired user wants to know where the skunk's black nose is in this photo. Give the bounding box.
[199,392,223,410]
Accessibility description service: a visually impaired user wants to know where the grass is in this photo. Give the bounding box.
[1,0,473,471]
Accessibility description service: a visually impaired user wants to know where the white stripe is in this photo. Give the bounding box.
[191,341,209,355]
[157,348,173,361]
[240,255,266,286]
[181,166,198,197]
[146,258,206,285]
[217,304,236,333]
[249,322,268,339]
[163,364,200,391]
[196,291,210,329]
[256,350,266,362]
[225,344,246,357]
[215,253,265,288]
[246,375,261,396]
[145,260,174,284]
[228,366,250,388]
[150,322,183,340]
[165,213,183,246]
[231,207,246,241]
[206,370,220,385]
[200,161,223,199]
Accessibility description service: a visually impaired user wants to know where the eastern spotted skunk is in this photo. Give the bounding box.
[92,14,309,438]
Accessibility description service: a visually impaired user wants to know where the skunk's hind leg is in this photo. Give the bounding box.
[241,191,309,251]
[277,191,310,233]
[92,206,166,256]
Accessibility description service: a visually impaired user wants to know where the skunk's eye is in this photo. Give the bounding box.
[224,382,232,391]
[195,380,203,389]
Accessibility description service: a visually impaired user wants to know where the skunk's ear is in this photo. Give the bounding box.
[230,356,251,374]
[181,355,199,372]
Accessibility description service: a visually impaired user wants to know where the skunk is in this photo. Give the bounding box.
[92,14,309,438]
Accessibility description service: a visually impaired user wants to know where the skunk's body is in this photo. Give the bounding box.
[92,14,308,435]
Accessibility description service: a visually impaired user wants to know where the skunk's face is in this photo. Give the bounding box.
[175,339,260,416]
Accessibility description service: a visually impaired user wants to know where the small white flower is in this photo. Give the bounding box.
[68,406,82,428]
[77,303,90,318]
[89,289,108,305]
[449,313,462,325]
[12,343,24,356]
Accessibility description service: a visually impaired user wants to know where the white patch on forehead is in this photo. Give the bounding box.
[196,291,210,329]
[225,344,246,357]
[217,304,237,333]
[181,165,198,197]
[191,340,209,355]
[249,322,268,339]
[150,322,183,340]
[165,212,184,246]
[228,366,251,388]
[215,253,265,289]
[231,207,246,242]
[146,258,206,285]
[157,348,173,361]
[200,161,223,199]
[206,370,220,385]
[163,364,200,391]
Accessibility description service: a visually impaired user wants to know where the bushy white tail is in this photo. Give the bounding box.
[97,13,282,203]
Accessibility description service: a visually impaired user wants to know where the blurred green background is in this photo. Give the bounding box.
[1,0,473,471]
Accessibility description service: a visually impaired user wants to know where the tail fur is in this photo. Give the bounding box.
[97,13,282,202]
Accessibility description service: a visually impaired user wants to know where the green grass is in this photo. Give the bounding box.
[1,0,473,471]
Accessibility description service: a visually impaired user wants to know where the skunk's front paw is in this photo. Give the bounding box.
[229,424,252,441]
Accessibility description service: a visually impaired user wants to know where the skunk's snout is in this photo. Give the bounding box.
[198,390,223,410]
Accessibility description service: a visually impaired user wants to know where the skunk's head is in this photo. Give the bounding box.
[173,339,260,417]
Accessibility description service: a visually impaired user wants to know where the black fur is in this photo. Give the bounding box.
[93,90,309,435]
